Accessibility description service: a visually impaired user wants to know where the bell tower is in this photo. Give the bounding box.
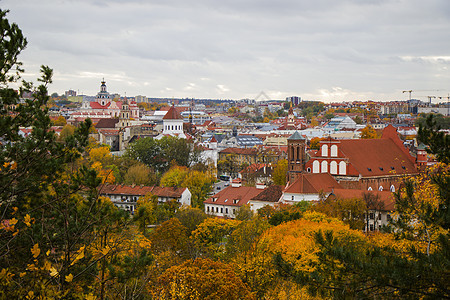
[287,131,306,183]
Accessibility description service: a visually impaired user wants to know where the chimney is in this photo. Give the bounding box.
[231,178,242,188]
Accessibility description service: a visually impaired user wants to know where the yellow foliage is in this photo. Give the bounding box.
[0,268,15,283]
[65,273,73,282]
[70,246,85,266]
[31,243,40,259]
[259,217,362,275]
[49,267,58,277]
[89,146,111,163]
[24,214,32,227]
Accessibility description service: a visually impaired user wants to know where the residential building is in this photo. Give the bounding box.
[100,184,191,213]
[282,173,342,203]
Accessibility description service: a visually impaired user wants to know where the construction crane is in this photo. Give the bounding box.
[402,90,413,100]
[438,95,450,116]
[426,96,436,106]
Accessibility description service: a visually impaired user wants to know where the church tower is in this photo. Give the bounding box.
[96,79,112,106]
[118,97,131,128]
[287,131,306,183]
[287,103,295,129]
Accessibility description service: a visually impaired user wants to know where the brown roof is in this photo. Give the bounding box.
[162,105,182,120]
[284,173,342,194]
[100,184,187,198]
[95,118,119,129]
[220,147,258,155]
[329,189,395,211]
[204,186,261,207]
[251,185,283,203]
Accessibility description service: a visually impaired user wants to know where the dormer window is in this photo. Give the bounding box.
[367,168,372,172]
[391,166,395,170]
[379,167,384,171]
[233,199,239,204]
[401,166,406,170]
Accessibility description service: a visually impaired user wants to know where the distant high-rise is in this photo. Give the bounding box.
[286,96,302,106]
[65,89,77,97]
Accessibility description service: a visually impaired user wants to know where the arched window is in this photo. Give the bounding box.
[368,187,373,191]
[321,161,328,173]
[307,167,311,173]
[330,145,338,157]
[390,185,395,192]
[330,161,338,174]
[313,160,320,173]
[379,186,383,191]
[321,144,328,157]
[339,161,346,175]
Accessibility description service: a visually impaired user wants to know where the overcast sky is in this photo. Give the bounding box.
[2,0,450,102]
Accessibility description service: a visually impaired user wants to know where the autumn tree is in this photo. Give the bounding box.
[308,137,322,150]
[360,124,378,139]
[123,162,157,186]
[160,165,189,187]
[153,258,254,300]
[126,136,202,174]
[191,218,241,259]
[217,153,241,178]
[272,159,288,186]
[52,115,67,126]
[174,206,208,235]
[312,196,366,230]
[160,166,214,208]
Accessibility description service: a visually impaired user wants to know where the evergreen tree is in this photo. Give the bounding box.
[0,9,151,298]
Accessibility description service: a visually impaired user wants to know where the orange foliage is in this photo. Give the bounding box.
[153,258,255,300]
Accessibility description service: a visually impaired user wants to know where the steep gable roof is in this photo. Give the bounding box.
[204,186,261,207]
[338,139,417,177]
[163,105,182,120]
[284,173,342,194]
[100,184,187,198]
[251,185,283,203]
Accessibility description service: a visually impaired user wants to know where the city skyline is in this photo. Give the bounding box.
[2,0,450,102]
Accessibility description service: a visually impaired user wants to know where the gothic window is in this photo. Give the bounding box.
[378,186,383,191]
[339,161,346,175]
[321,144,328,157]
[330,161,338,174]
[330,145,338,157]
[313,160,320,173]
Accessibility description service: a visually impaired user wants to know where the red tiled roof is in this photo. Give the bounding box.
[329,189,395,211]
[90,102,111,109]
[284,173,342,194]
[100,184,187,198]
[337,139,417,177]
[162,105,183,120]
[204,186,261,207]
